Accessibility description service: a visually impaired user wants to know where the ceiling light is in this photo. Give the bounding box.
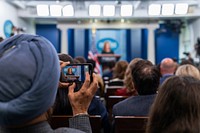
[103,5,115,16]
[63,5,74,16]
[162,4,174,15]
[121,5,132,16]
[175,3,188,15]
[37,5,49,16]
[148,4,161,15]
[50,5,62,16]
[89,5,101,16]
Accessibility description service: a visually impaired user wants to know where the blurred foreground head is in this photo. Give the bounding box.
[0,34,60,126]
[147,76,200,132]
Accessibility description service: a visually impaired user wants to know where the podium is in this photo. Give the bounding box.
[97,54,121,64]
[97,54,121,71]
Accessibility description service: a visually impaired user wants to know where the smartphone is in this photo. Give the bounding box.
[61,63,93,83]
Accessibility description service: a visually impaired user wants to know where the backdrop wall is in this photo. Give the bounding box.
[36,24,61,52]
[155,24,179,64]
[36,24,179,64]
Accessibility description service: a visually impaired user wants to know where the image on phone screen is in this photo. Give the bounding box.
[62,64,92,83]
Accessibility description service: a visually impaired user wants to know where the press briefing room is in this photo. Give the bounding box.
[1,0,200,133]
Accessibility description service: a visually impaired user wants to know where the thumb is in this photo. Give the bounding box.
[68,83,76,94]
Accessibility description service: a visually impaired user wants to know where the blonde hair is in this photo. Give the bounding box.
[175,64,200,80]
[103,41,110,52]
[124,58,142,95]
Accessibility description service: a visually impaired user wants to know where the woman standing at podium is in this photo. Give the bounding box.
[101,41,115,79]
[101,41,114,54]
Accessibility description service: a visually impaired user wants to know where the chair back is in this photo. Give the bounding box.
[49,115,102,133]
[106,96,128,122]
[106,88,118,97]
[105,86,124,93]
[105,86,124,99]
[114,116,148,133]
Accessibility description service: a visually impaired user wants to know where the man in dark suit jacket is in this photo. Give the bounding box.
[112,60,160,116]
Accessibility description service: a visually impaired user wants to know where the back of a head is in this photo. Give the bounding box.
[58,53,74,63]
[147,76,200,133]
[160,58,176,75]
[180,59,194,66]
[124,58,142,94]
[131,60,160,95]
[0,34,60,126]
[74,58,81,64]
[175,64,200,80]
[113,60,128,79]
[74,56,86,63]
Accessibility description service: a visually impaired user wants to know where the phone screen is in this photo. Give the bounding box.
[62,63,93,83]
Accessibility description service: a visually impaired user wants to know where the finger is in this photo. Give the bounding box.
[59,61,64,71]
[59,82,70,88]
[60,61,70,69]
[58,82,69,89]
[68,83,76,94]
[88,73,98,95]
[60,61,64,65]
[81,72,90,90]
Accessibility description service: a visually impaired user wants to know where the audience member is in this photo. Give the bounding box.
[113,59,160,116]
[146,76,200,133]
[102,61,115,79]
[58,53,73,84]
[58,53,74,63]
[74,58,81,64]
[115,58,142,96]
[183,52,194,64]
[175,64,200,80]
[74,56,86,63]
[53,54,110,133]
[159,58,176,84]
[108,60,128,86]
[180,58,194,66]
[0,34,98,133]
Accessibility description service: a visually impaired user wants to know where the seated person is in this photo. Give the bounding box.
[175,64,200,80]
[0,34,98,133]
[115,58,142,96]
[74,56,86,63]
[159,58,176,85]
[146,76,200,132]
[108,60,128,87]
[53,54,111,133]
[113,60,160,116]
[102,61,115,80]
